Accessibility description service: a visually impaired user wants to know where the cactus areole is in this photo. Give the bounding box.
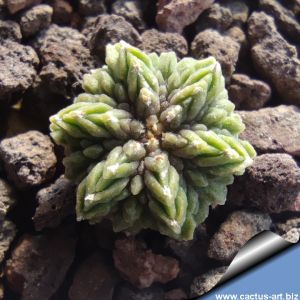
[49,41,256,240]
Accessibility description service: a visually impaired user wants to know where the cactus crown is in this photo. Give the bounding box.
[49,41,255,240]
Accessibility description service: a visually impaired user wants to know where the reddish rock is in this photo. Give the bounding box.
[239,105,300,156]
[69,253,118,300]
[5,228,76,299]
[207,211,272,262]
[229,74,271,110]
[140,29,188,57]
[248,12,300,105]
[191,29,240,82]
[113,237,180,288]
[156,0,215,33]
[6,0,40,14]
[33,175,75,231]
[52,0,73,25]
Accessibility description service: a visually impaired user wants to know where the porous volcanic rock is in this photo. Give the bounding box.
[86,14,141,59]
[222,0,249,25]
[0,220,16,264]
[0,178,16,220]
[69,253,119,300]
[229,74,271,110]
[248,12,300,105]
[190,267,227,297]
[239,105,300,156]
[33,24,99,98]
[20,4,53,38]
[113,237,180,288]
[78,0,106,16]
[0,39,39,103]
[207,211,272,262]
[0,131,57,190]
[164,289,188,300]
[52,0,73,25]
[156,0,215,33]
[5,228,76,299]
[0,20,22,41]
[259,0,300,41]
[112,0,146,32]
[140,29,188,57]
[33,175,76,231]
[6,0,41,14]
[275,217,300,243]
[191,29,240,82]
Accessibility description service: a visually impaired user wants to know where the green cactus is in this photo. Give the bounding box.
[49,41,256,240]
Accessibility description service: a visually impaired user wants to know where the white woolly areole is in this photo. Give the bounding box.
[106,111,118,124]
[163,186,172,198]
[107,163,120,174]
[85,194,95,202]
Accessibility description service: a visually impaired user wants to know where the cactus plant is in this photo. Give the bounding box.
[50,41,256,240]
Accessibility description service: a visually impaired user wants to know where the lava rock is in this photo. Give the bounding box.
[0,220,16,264]
[0,20,22,41]
[164,289,188,300]
[6,0,40,14]
[0,131,57,190]
[195,3,233,32]
[87,14,141,59]
[208,211,272,262]
[0,39,39,104]
[112,0,146,32]
[222,0,249,25]
[113,237,180,289]
[225,26,248,56]
[248,12,300,105]
[191,29,240,82]
[33,24,99,97]
[232,154,300,213]
[78,0,106,16]
[190,267,227,297]
[239,105,300,156]
[140,29,188,57]
[69,253,118,300]
[0,178,16,220]
[114,283,164,300]
[20,4,53,38]
[259,0,300,42]
[52,0,73,25]
[156,0,215,33]
[5,227,76,299]
[275,217,300,243]
[229,74,271,110]
[33,175,75,231]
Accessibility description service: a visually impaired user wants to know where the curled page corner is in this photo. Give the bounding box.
[216,230,298,287]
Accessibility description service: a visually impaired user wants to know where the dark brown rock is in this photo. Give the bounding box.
[259,0,300,42]
[207,211,272,262]
[69,253,118,300]
[33,24,99,97]
[222,0,249,25]
[112,0,146,32]
[239,105,300,156]
[190,267,227,297]
[87,14,141,59]
[164,289,187,300]
[0,39,39,103]
[33,175,75,231]
[195,3,233,32]
[248,12,300,105]
[0,281,3,299]
[0,178,16,220]
[78,0,106,16]
[20,4,53,38]
[113,237,180,289]
[225,26,248,54]
[52,0,73,25]
[114,283,164,300]
[0,220,16,264]
[229,74,271,110]
[0,131,57,190]
[191,29,240,82]
[156,0,215,33]
[5,228,76,300]
[231,154,300,214]
[140,29,188,57]
[0,20,22,41]
[6,0,40,14]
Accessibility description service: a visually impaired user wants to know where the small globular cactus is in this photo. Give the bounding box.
[50,41,256,240]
